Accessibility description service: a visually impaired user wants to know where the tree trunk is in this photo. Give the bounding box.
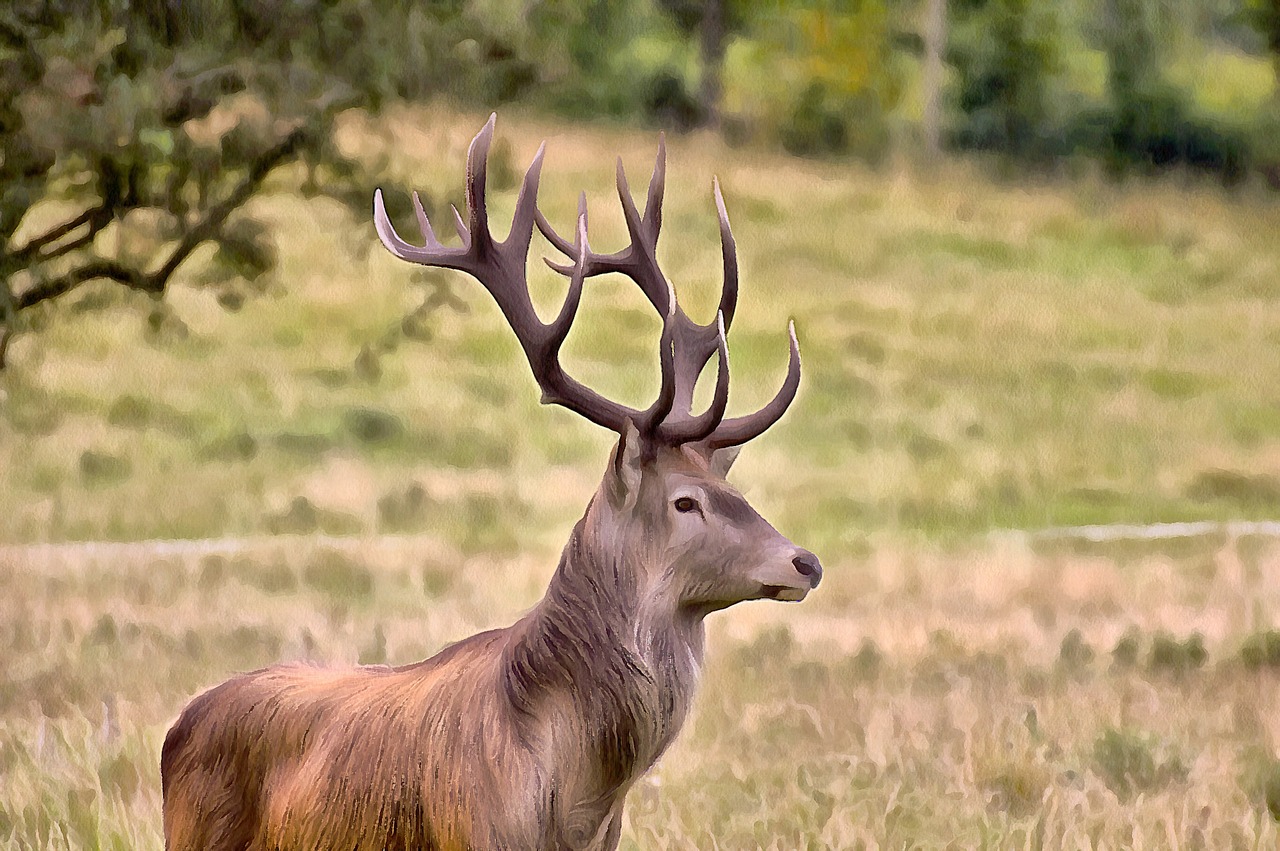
[699,0,725,130]
[921,0,948,155]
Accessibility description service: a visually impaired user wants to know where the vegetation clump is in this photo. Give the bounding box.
[302,549,374,602]
[1057,627,1095,671]
[1147,631,1207,676]
[1240,630,1280,670]
[1092,727,1188,801]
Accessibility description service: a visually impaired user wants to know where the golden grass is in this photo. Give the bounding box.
[4,534,1280,848]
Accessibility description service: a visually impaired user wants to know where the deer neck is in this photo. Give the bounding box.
[503,518,704,786]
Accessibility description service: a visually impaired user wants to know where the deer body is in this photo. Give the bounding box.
[162,116,820,851]
[163,536,698,850]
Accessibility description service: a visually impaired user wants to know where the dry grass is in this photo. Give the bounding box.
[4,535,1280,848]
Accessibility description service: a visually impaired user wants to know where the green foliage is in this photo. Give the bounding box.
[1112,627,1143,668]
[935,0,1272,182]
[303,549,374,601]
[1093,0,1251,180]
[948,0,1065,159]
[0,0,383,366]
[1245,0,1280,56]
[1239,629,1280,669]
[1058,627,1095,670]
[1092,727,1188,800]
[528,1,680,123]
[1251,101,1280,188]
[728,1,904,161]
[1147,630,1207,675]
[1241,746,1280,822]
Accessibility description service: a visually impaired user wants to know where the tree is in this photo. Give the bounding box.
[0,0,440,368]
[921,0,949,155]
[1245,0,1280,74]
[1093,0,1247,181]
[947,0,1062,159]
[655,0,756,127]
[1245,0,1280,186]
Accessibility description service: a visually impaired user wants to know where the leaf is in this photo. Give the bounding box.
[211,216,275,282]
[139,127,175,157]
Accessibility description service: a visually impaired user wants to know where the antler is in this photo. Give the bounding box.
[373,114,799,449]
[376,115,662,434]
[534,137,800,449]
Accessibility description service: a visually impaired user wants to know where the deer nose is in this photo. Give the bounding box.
[792,551,823,588]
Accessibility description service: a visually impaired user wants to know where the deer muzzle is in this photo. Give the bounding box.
[755,548,823,602]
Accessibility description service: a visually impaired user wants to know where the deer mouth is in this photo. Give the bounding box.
[760,584,809,602]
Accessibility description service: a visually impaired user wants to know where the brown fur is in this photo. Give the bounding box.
[161,440,819,851]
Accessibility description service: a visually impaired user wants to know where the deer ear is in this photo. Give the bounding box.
[709,446,741,478]
[607,419,645,508]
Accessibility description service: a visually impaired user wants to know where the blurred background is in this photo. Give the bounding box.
[5,0,1280,848]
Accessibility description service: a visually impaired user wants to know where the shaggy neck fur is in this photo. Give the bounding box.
[502,507,703,827]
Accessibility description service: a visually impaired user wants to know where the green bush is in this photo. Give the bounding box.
[303,549,374,602]
[641,68,704,132]
[947,0,1063,160]
[1103,86,1250,183]
[1092,727,1187,800]
[1240,630,1280,670]
[1147,631,1207,676]
[1057,628,1095,671]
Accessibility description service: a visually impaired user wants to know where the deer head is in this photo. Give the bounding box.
[373,115,820,614]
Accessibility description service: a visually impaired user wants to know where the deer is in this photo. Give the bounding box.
[160,114,822,851]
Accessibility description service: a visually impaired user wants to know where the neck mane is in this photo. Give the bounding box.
[501,514,704,794]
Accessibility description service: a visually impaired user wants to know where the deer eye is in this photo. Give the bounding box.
[673,496,700,514]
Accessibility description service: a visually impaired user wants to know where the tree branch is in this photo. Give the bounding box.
[9,203,112,264]
[148,125,307,289]
[12,126,308,314]
[0,278,14,370]
[15,261,149,310]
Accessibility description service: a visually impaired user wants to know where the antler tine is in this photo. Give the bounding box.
[612,156,672,313]
[545,212,589,355]
[373,189,471,271]
[643,305,680,434]
[539,192,590,275]
[712,177,739,328]
[534,142,743,436]
[378,116,802,449]
[464,114,495,252]
[646,134,666,239]
[451,205,470,248]
[662,177,740,416]
[660,311,730,444]
[535,145,672,315]
[535,208,577,261]
[506,142,547,255]
[410,192,439,247]
[705,321,802,450]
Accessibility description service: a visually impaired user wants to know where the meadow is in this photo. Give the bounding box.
[3,105,1280,848]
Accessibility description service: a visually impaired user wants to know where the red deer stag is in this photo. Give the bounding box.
[160,114,821,851]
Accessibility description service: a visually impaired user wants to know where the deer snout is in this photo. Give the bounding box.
[792,551,822,588]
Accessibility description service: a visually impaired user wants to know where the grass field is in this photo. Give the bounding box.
[4,105,1280,848]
